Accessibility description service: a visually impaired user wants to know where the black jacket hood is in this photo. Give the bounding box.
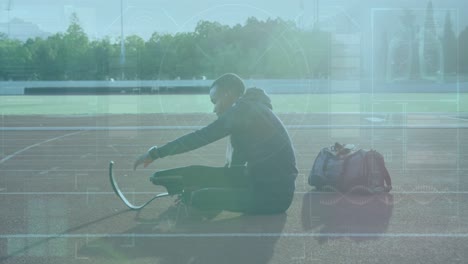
[238,88,272,110]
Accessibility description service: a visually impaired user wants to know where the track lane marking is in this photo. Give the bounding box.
[1,124,468,131]
[1,191,468,195]
[0,131,81,164]
[3,232,468,239]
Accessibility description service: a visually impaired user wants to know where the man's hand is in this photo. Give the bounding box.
[133,152,154,170]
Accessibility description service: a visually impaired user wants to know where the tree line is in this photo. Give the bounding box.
[0,14,331,81]
[0,11,467,82]
[380,1,468,81]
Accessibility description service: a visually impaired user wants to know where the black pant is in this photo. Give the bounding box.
[152,165,293,214]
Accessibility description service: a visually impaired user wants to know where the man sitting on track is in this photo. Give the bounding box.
[133,73,298,214]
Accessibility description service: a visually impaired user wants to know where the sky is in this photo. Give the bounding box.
[0,0,467,40]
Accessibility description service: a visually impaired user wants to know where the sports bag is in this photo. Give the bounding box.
[308,143,392,193]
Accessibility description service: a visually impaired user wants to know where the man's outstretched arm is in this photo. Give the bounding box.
[134,115,232,170]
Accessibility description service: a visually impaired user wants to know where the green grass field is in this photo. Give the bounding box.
[0,93,466,115]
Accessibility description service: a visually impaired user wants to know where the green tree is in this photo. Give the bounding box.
[123,35,145,79]
[63,13,90,79]
[0,36,32,80]
[0,15,335,80]
[194,21,231,78]
[89,38,116,80]
[459,27,468,74]
[442,11,457,74]
[156,33,178,79]
[400,9,419,79]
[140,33,163,79]
[28,34,66,80]
[421,0,443,80]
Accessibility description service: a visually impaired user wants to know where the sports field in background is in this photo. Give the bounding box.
[0,93,466,115]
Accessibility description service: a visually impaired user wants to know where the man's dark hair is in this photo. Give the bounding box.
[210,73,245,98]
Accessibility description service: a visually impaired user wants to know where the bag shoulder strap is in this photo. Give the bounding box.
[366,150,392,192]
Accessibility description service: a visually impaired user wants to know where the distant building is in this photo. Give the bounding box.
[0,18,51,41]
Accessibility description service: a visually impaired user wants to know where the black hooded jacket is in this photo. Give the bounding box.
[155,88,298,195]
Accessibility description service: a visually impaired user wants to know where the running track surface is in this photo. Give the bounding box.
[1,113,468,264]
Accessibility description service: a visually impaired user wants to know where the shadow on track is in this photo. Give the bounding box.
[79,206,287,264]
[301,191,394,243]
[0,209,132,262]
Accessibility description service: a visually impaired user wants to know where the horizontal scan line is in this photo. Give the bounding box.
[0,191,166,195]
[3,232,468,239]
[1,191,468,195]
[2,169,467,172]
[1,125,468,131]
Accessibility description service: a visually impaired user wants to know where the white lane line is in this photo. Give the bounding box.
[3,168,468,172]
[0,126,202,131]
[1,191,468,195]
[3,232,468,239]
[0,191,166,195]
[365,117,386,123]
[108,145,123,156]
[443,115,468,122]
[74,241,89,260]
[0,131,81,164]
[39,166,60,175]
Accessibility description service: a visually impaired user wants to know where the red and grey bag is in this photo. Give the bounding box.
[308,143,392,193]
